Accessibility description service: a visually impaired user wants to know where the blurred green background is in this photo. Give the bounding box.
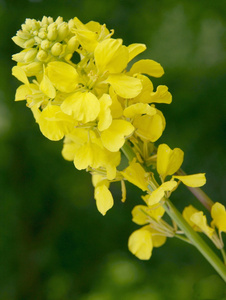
[0,0,226,299]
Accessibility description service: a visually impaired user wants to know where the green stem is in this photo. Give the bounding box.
[163,199,226,282]
[121,142,226,281]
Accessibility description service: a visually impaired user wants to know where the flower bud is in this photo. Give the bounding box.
[51,42,63,56]
[67,36,79,52]
[55,16,63,25]
[22,62,42,77]
[12,51,27,62]
[38,31,47,39]
[24,38,35,48]
[41,40,51,50]
[17,30,30,39]
[34,36,42,44]
[57,22,69,41]
[24,48,37,62]
[47,23,58,41]
[37,50,48,61]
[12,36,26,48]
[41,16,49,25]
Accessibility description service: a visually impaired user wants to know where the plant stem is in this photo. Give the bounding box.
[163,199,226,282]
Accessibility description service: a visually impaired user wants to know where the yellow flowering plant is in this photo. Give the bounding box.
[12,16,226,281]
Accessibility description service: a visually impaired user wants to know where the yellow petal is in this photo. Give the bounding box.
[150,228,167,248]
[182,205,202,232]
[73,141,103,170]
[39,74,56,98]
[61,91,100,123]
[109,87,123,118]
[157,144,184,180]
[150,85,172,104]
[92,173,110,189]
[94,184,114,215]
[132,205,151,225]
[98,94,112,131]
[21,62,43,77]
[211,202,226,232]
[147,181,178,205]
[107,74,142,98]
[101,120,134,152]
[173,174,206,187]
[128,229,153,260]
[47,61,79,93]
[94,38,129,73]
[75,29,98,52]
[127,43,147,62]
[15,84,31,101]
[131,74,154,103]
[103,150,121,180]
[121,160,148,191]
[38,105,75,141]
[190,212,214,237]
[133,114,164,142]
[123,103,156,118]
[62,142,78,161]
[130,59,164,78]
[12,66,29,85]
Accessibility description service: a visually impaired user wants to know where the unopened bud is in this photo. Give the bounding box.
[38,31,47,39]
[22,62,42,77]
[24,38,35,48]
[41,40,51,50]
[51,42,63,56]
[47,23,58,41]
[12,36,26,48]
[34,36,42,44]
[17,30,30,39]
[57,22,69,41]
[41,16,49,25]
[12,51,27,62]
[67,36,79,52]
[24,48,37,62]
[55,16,63,25]
[37,49,48,61]
[68,19,76,31]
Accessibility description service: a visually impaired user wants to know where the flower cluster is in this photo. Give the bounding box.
[12,16,226,261]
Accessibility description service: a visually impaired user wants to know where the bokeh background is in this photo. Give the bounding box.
[0,0,226,299]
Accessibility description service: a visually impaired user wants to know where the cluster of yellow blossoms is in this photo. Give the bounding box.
[12,17,226,260]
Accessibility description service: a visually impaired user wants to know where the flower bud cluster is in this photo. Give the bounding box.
[12,16,75,64]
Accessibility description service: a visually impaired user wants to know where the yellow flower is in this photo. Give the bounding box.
[157,144,184,181]
[121,160,148,191]
[190,211,214,238]
[173,174,206,187]
[128,225,167,260]
[38,104,75,141]
[61,91,100,123]
[129,59,164,78]
[211,202,226,232]
[62,128,121,179]
[182,205,202,232]
[133,111,165,142]
[94,184,114,216]
[132,204,165,225]
[46,61,79,93]
[147,181,178,205]
[128,228,153,260]
[100,119,134,152]
[94,38,143,98]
